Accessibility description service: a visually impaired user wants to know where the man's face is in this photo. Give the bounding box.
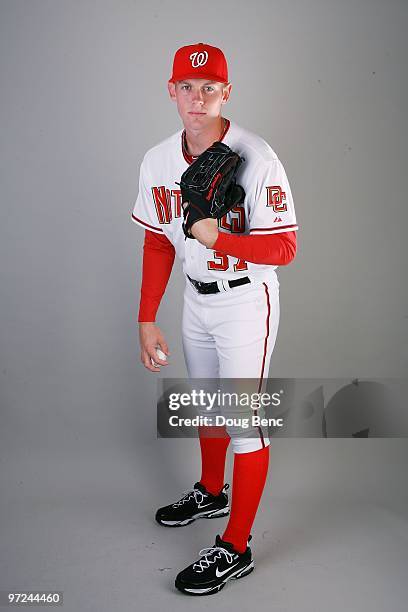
[168,79,231,130]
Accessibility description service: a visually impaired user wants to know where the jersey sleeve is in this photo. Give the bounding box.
[131,159,164,234]
[138,230,175,322]
[248,157,298,236]
[212,230,297,266]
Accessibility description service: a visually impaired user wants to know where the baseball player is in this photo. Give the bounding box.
[132,43,298,595]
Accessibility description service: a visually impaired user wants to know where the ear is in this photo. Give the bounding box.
[221,82,232,105]
[168,81,176,101]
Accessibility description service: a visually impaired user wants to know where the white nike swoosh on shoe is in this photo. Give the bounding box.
[215,563,240,578]
[197,503,214,509]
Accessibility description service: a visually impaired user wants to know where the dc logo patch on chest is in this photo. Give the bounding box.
[266,186,287,212]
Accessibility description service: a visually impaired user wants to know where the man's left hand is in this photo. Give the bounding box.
[190,218,219,248]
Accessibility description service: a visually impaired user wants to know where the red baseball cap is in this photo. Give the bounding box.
[169,43,228,84]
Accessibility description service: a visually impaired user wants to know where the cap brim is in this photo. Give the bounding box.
[169,73,228,83]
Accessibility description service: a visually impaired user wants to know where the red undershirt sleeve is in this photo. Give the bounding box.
[211,230,297,265]
[138,230,176,323]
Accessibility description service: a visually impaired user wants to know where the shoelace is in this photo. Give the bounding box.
[193,546,236,572]
[172,487,206,508]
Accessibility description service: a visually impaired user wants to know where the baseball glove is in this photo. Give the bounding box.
[179,141,245,239]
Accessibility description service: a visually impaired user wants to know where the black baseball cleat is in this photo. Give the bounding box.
[175,534,254,596]
[155,482,230,527]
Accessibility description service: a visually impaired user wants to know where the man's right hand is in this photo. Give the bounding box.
[139,322,170,373]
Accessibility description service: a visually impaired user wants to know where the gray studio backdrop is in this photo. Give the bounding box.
[0,1,407,611]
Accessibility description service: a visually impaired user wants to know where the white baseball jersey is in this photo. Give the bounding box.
[131,119,298,284]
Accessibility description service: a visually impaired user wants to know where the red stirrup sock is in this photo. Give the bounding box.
[222,445,270,553]
[198,425,231,496]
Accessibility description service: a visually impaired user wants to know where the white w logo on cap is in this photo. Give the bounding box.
[190,50,208,68]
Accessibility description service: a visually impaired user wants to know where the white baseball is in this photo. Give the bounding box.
[151,347,168,367]
[156,348,168,361]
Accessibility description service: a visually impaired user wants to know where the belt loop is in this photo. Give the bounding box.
[216,280,228,292]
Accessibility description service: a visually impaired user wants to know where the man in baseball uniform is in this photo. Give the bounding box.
[132,43,298,595]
